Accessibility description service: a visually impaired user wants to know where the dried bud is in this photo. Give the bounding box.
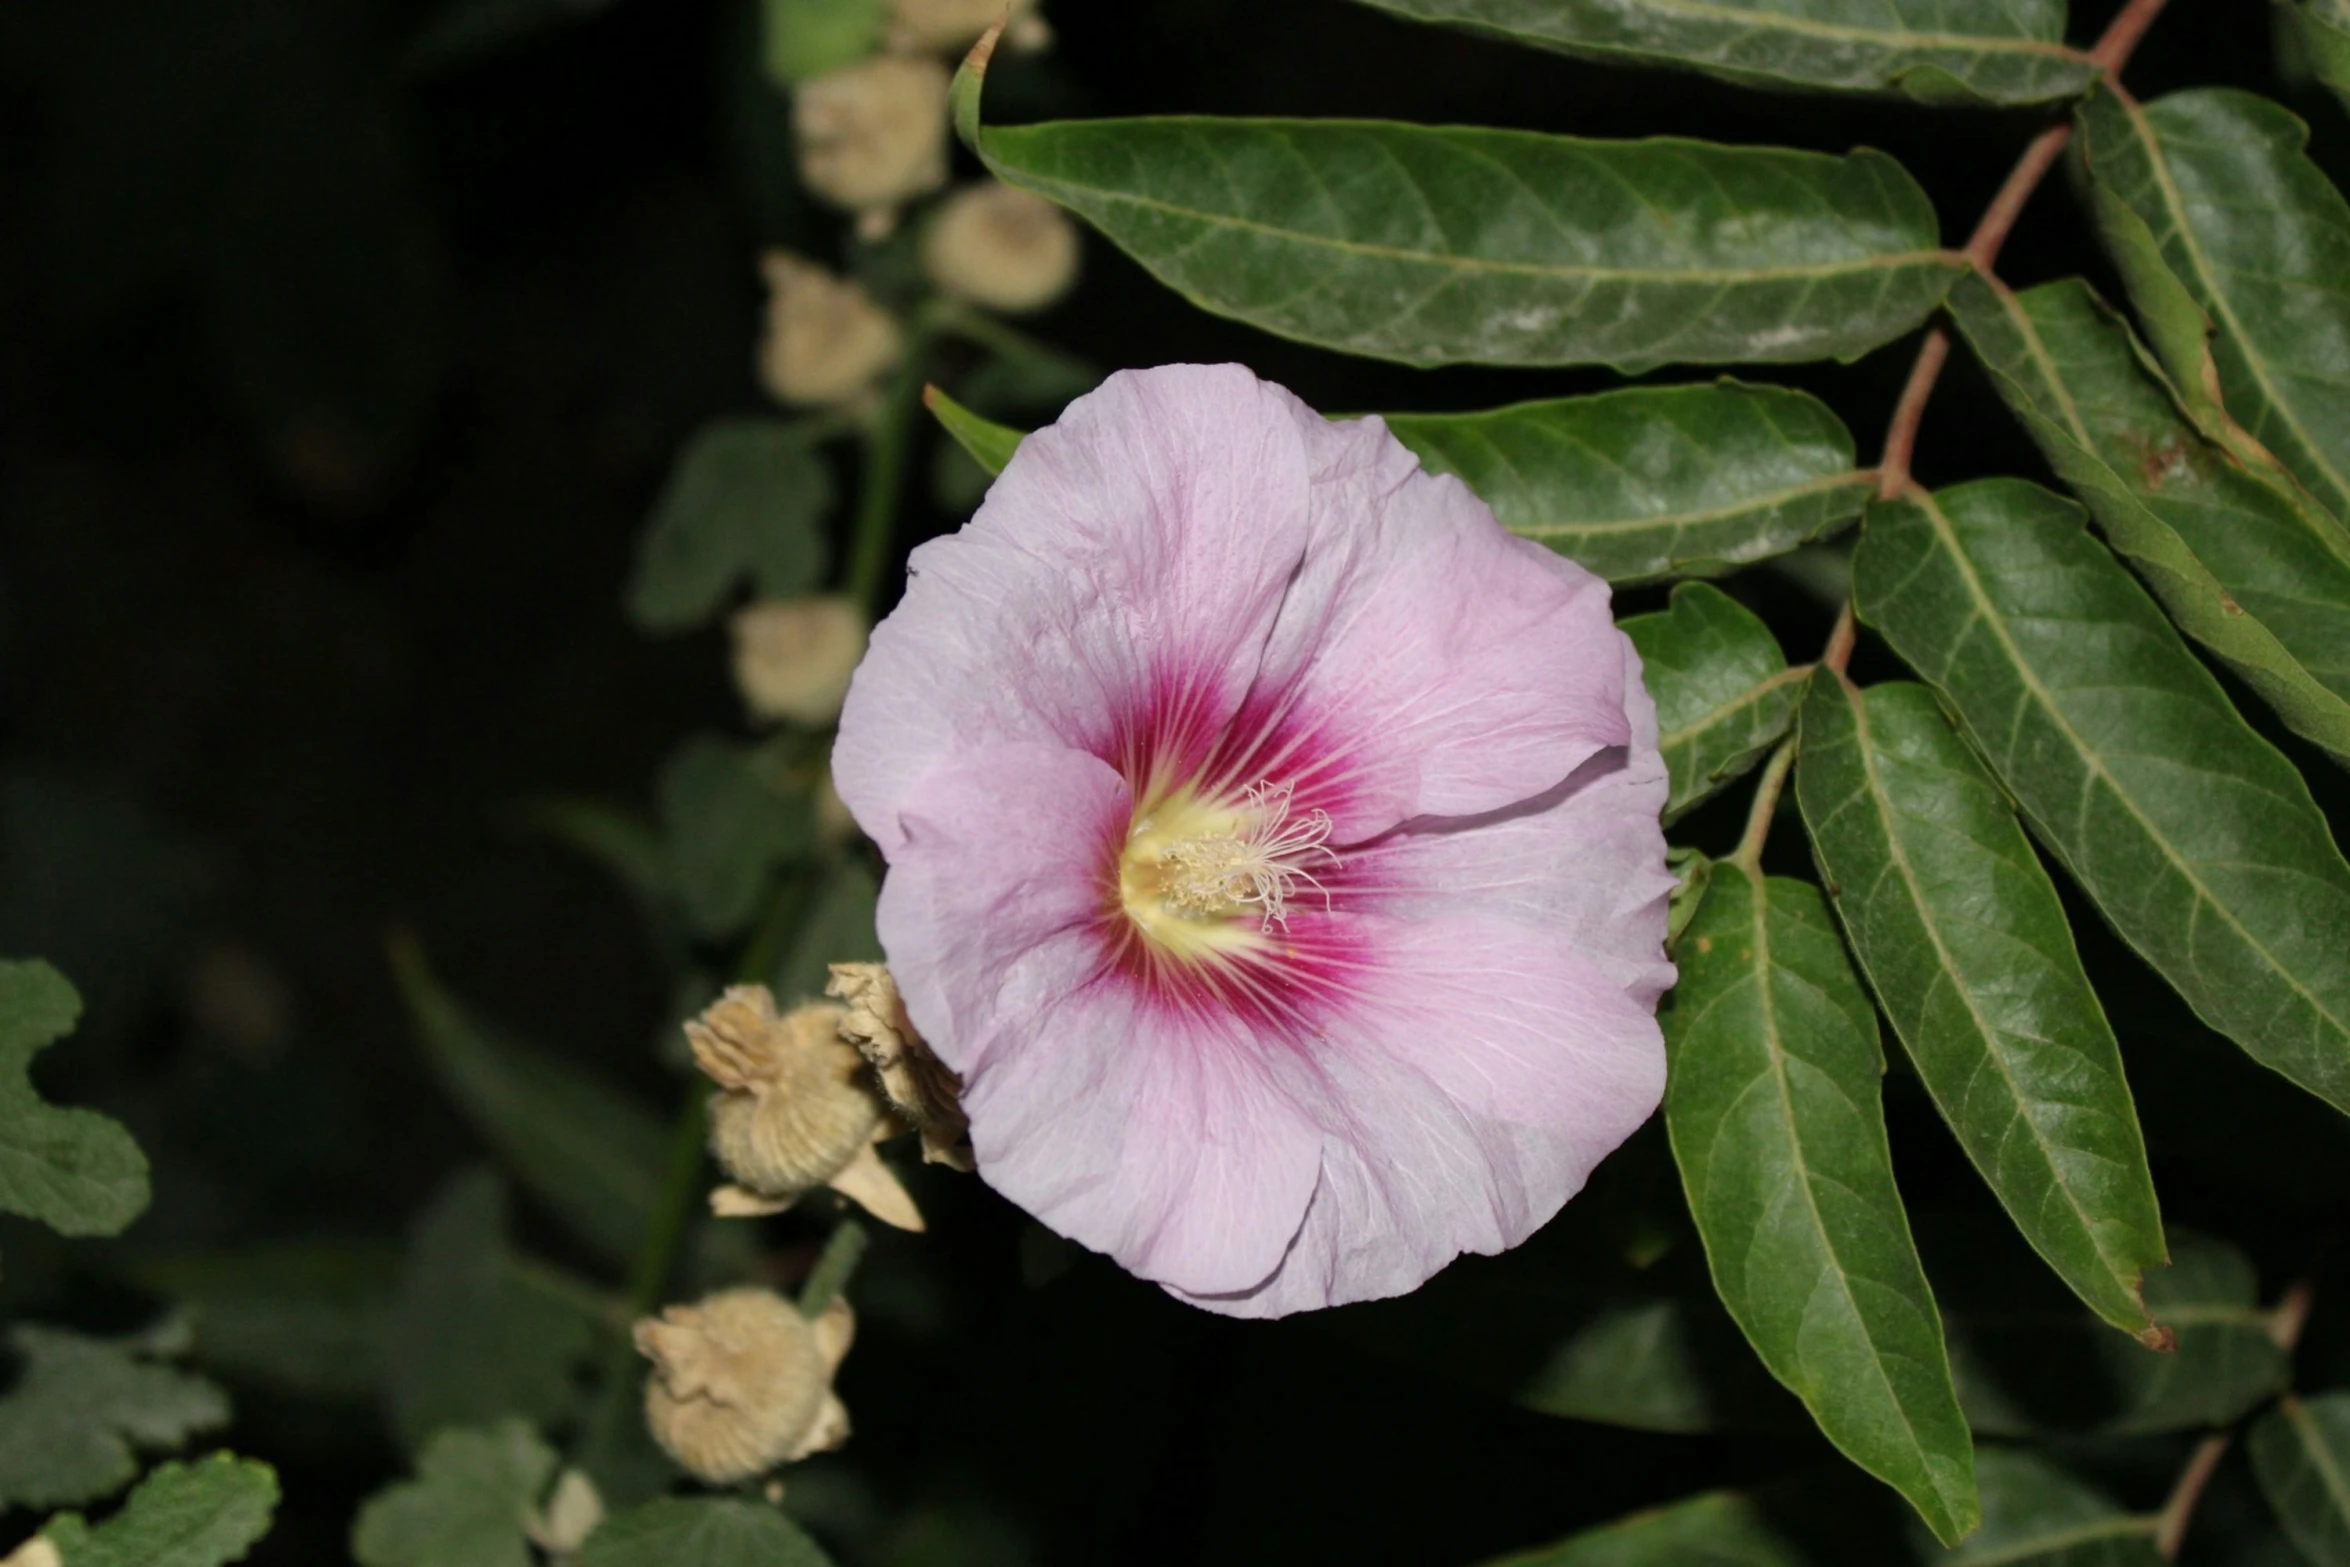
[921,182,1081,315]
[526,1469,605,1557]
[827,963,973,1170]
[758,253,903,408]
[793,55,949,230]
[0,1538,59,1567]
[688,986,924,1230]
[636,1290,854,1483]
[729,597,868,727]
[886,0,1051,54]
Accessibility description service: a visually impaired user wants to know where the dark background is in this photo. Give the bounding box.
[0,2,2335,1563]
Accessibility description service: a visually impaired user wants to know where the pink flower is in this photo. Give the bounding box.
[833,365,1674,1317]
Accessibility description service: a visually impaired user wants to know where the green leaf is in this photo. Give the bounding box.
[43,1454,279,1567]
[0,1324,230,1510]
[580,1497,836,1567]
[1348,0,2097,106]
[352,1420,557,1567]
[627,419,834,633]
[1854,481,2350,1116]
[1667,847,1713,949]
[1623,583,1807,823]
[2290,2,2350,116]
[1949,272,2350,767]
[1795,675,2166,1341]
[2076,87,2350,524]
[1936,1223,2287,1437]
[1941,1447,2163,1564]
[389,938,667,1266]
[2250,1392,2350,1565]
[953,57,1961,373]
[923,384,1023,477]
[1384,384,1870,583]
[0,961,148,1238]
[1662,862,1977,1544]
[384,1171,597,1451]
[128,1242,398,1402]
[760,0,879,86]
[658,736,814,941]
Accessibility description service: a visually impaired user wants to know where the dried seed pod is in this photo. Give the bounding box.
[921,182,1081,316]
[729,597,869,727]
[757,253,903,408]
[828,963,973,1170]
[636,1290,854,1483]
[792,55,949,231]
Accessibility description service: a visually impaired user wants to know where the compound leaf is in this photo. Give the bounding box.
[1796,675,2166,1341]
[1348,0,2097,106]
[1623,583,1806,823]
[1663,862,1976,1544]
[1855,482,2350,1116]
[954,50,1961,373]
[0,961,148,1239]
[1385,384,1870,583]
[1949,272,2350,767]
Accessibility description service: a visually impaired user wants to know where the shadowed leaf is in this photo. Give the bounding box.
[2250,1393,2350,1565]
[0,1323,230,1510]
[0,961,148,1240]
[581,1498,836,1567]
[352,1420,556,1567]
[627,419,833,633]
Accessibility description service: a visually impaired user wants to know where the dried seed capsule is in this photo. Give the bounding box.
[636,1290,854,1483]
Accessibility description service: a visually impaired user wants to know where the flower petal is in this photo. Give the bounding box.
[1173,910,1667,1317]
[836,365,1321,855]
[875,741,1324,1295]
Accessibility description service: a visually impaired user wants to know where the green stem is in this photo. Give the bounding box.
[796,1219,869,1318]
[845,320,938,614]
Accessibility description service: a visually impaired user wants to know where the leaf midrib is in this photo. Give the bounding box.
[1734,869,1955,1529]
[1835,677,2148,1329]
[1510,470,1871,539]
[1390,0,2094,65]
[2111,94,2350,518]
[1661,665,1810,754]
[1903,488,2350,1048]
[1001,158,1961,288]
[1956,1513,2160,1567]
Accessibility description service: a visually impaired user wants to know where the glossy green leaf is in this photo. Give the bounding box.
[1856,481,2350,1115]
[352,1420,557,1567]
[954,56,1962,373]
[627,418,833,633]
[0,1324,230,1510]
[1385,384,1870,583]
[385,1172,597,1450]
[923,384,1023,477]
[1796,675,2165,1341]
[390,938,667,1265]
[2077,87,2350,524]
[1663,863,1977,1544]
[1950,272,2350,766]
[43,1455,279,1567]
[0,961,148,1239]
[657,736,814,941]
[1623,583,1807,822]
[581,1498,835,1567]
[1349,0,2096,106]
[2250,1392,2350,1565]
[1935,1221,2287,1437]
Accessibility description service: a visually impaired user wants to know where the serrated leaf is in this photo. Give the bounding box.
[385,1171,597,1450]
[627,418,833,633]
[1935,1222,2287,1437]
[0,962,148,1239]
[1384,384,1870,583]
[1662,862,1977,1544]
[1796,675,2166,1341]
[0,1325,230,1510]
[760,0,879,86]
[2076,87,2350,525]
[2250,1392,2350,1565]
[1623,583,1806,823]
[1950,272,2350,767]
[352,1420,556,1567]
[1854,480,2350,1115]
[580,1497,835,1567]
[389,939,667,1266]
[1349,0,2097,106]
[43,1454,279,1567]
[923,384,1022,477]
[658,736,814,941]
[953,55,1961,373]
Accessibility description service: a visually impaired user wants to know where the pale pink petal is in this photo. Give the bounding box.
[876,742,1324,1294]
[1356,635,1678,1007]
[1173,912,1668,1317]
[836,365,1319,855]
